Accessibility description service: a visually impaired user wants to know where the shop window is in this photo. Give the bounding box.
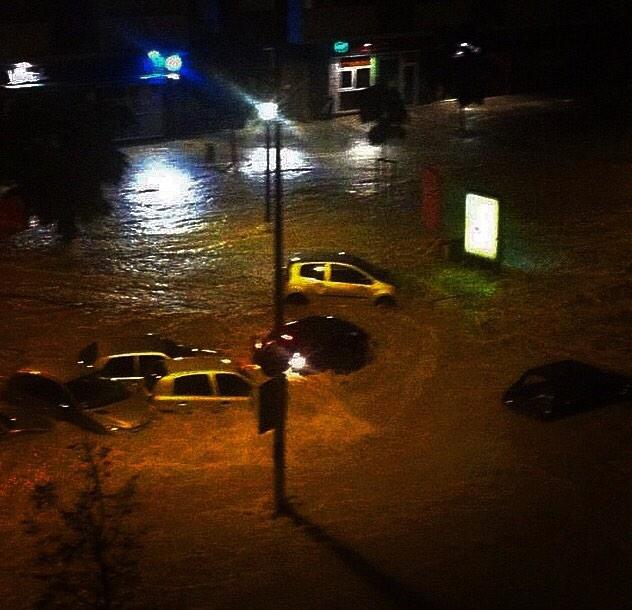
[356,68,371,89]
[340,70,352,88]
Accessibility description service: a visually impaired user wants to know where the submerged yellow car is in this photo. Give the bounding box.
[145,356,260,412]
[285,251,396,306]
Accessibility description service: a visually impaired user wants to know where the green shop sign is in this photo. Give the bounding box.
[333,41,349,54]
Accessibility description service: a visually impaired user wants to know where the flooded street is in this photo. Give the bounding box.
[1,97,631,610]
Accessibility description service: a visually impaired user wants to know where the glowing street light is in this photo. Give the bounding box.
[256,101,278,122]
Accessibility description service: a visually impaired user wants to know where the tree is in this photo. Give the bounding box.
[0,91,129,240]
[23,442,141,610]
[358,82,408,145]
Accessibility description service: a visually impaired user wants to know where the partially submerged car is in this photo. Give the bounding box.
[77,334,221,383]
[145,356,258,413]
[285,251,396,306]
[0,403,53,438]
[252,315,371,375]
[503,359,632,419]
[1,363,152,433]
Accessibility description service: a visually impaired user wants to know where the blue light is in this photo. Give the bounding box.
[147,50,166,69]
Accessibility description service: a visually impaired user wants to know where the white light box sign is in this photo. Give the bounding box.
[464,193,500,260]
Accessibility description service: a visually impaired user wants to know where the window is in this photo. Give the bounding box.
[356,68,371,89]
[173,374,213,396]
[216,374,251,397]
[339,70,352,88]
[101,356,135,378]
[330,265,372,284]
[139,355,166,377]
[300,264,325,280]
[68,377,130,409]
[521,374,547,386]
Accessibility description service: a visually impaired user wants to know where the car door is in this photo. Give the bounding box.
[297,263,327,295]
[99,355,137,381]
[324,264,374,298]
[151,373,216,411]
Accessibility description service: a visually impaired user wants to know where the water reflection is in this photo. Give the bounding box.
[123,157,207,236]
[241,146,310,178]
[347,140,380,161]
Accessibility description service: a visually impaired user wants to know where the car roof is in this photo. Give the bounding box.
[78,335,222,365]
[287,251,393,283]
[161,356,239,375]
[78,335,173,362]
[13,362,90,384]
[526,360,625,379]
[283,315,363,333]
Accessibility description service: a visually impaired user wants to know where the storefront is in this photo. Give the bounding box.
[327,40,421,115]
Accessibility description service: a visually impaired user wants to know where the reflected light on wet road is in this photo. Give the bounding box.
[347,140,380,161]
[241,146,310,178]
[126,158,202,235]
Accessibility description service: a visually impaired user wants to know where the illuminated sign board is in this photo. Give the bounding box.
[6,62,44,87]
[464,194,500,260]
[333,41,349,54]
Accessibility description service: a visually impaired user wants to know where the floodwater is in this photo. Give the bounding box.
[0,114,424,342]
[1,97,631,610]
[1,96,630,364]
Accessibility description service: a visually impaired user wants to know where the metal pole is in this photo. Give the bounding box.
[272,118,287,516]
[264,121,271,222]
[273,375,288,515]
[273,119,284,335]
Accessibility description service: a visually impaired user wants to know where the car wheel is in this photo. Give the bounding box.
[286,292,308,305]
[375,295,396,308]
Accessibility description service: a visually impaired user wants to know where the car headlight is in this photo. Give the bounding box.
[289,352,307,371]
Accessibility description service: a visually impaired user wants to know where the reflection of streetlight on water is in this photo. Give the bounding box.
[256,102,278,223]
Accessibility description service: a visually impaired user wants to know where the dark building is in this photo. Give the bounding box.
[1,1,629,132]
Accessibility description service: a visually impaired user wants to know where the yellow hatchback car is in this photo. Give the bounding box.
[285,251,396,306]
[145,357,258,413]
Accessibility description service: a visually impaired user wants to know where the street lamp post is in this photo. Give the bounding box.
[256,101,288,516]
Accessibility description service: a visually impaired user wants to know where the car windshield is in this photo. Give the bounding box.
[65,377,131,410]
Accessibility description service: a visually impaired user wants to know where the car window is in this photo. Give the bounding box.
[67,377,130,409]
[215,373,251,397]
[299,264,325,280]
[101,356,135,378]
[521,374,547,385]
[139,355,166,376]
[330,264,372,285]
[173,374,213,396]
[6,374,70,407]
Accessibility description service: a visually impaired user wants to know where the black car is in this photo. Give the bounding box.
[253,315,371,375]
[2,365,152,433]
[503,360,632,419]
[0,405,53,438]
